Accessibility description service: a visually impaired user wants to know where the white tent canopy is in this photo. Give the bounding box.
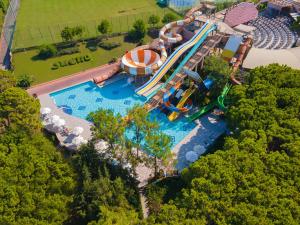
[72,126,84,136]
[185,151,198,163]
[51,115,60,123]
[40,107,51,115]
[73,136,87,146]
[54,118,66,127]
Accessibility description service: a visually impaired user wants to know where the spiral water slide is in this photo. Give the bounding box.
[122,13,198,76]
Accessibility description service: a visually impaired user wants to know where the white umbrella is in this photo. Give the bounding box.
[72,126,84,136]
[185,151,198,163]
[40,107,51,115]
[51,115,60,123]
[193,145,206,155]
[73,136,86,145]
[95,140,108,151]
[54,118,66,127]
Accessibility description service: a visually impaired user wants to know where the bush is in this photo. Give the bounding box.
[57,47,80,56]
[51,55,92,70]
[38,44,57,59]
[16,74,35,88]
[162,13,177,24]
[98,42,121,50]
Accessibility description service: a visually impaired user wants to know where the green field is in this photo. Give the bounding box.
[14,0,175,49]
[13,36,148,84]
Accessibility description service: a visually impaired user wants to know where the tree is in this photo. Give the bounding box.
[0,86,76,224]
[72,25,85,39]
[0,71,15,92]
[38,44,57,59]
[203,55,231,98]
[16,74,35,88]
[145,130,172,176]
[69,145,140,225]
[162,13,177,24]
[0,87,41,135]
[148,64,300,224]
[61,26,74,42]
[88,109,125,154]
[148,15,160,28]
[126,105,158,158]
[128,19,147,42]
[98,19,111,37]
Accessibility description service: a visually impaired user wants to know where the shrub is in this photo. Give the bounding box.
[38,44,57,59]
[16,74,35,88]
[57,47,80,56]
[148,15,160,27]
[98,19,111,36]
[51,55,91,70]
[98,42,121,50]
[162,13,177,24]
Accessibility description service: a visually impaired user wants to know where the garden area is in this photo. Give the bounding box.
[12,0,181,85]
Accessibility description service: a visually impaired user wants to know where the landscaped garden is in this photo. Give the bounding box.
[13,35,152,84]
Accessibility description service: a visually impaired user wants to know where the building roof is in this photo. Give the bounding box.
[224,2,258,27]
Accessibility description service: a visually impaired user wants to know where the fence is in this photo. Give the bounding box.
[13,9,172,50]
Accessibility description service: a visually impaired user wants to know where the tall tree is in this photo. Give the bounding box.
[148,14,160,28]
[145,130,172,176]
[0,87,41,134]
[88,109,125,155]
[126,105,158,158]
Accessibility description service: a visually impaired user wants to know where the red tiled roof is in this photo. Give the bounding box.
[224,2,258,27]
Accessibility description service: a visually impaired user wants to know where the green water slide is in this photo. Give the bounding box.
[187,83,232,121]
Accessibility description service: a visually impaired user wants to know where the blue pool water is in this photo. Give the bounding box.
[50,78,196,147]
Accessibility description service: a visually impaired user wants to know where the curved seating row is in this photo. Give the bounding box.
[248,16,298,49]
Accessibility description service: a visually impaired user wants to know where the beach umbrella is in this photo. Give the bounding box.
[40,107,51,115]
[193,145,206,155]
[72,126,84,136]
[95,140,108,151]
[185,151,198,163]
[51,115,60,123]
[54,118,66,127]
[72,136,86,145]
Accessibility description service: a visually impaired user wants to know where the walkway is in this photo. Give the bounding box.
[0,0,20,69]
[27,61,121,96]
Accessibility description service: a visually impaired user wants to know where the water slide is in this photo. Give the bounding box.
[136,21,214,96]
[145,22,217,99]
[122,11,200,76]
[187,84,231,121]
[168,86,196,121]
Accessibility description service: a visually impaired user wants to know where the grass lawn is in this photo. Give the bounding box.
[13,35,146,85]
[14,0,177,49]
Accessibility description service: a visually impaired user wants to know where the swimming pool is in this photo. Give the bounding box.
[50,78,196,147]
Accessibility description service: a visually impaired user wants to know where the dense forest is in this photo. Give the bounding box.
[0,63,299,224]
[146,64,300,225]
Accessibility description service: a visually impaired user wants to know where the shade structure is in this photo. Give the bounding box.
[40,107,51,115]
[72,126,84,136]
[185,151,198,162]
[54,118,66,127]
[51,115,60,123]
[73,136,87,146]
[193,145,206,155]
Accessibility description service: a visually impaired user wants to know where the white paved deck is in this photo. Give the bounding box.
[173,114,227,171]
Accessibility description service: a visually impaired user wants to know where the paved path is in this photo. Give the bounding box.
[0,0,20,69]
[27,62,120,96]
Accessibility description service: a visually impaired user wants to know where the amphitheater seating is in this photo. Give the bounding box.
[248,15,298,49]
